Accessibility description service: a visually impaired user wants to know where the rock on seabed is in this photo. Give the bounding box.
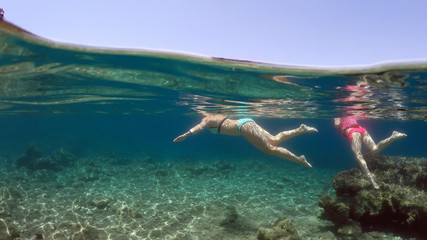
[319,154,427,239]
[257,219,302,240]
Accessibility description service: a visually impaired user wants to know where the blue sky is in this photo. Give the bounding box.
[2,0,427,66]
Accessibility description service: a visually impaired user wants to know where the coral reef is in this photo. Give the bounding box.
[16,145,76,171]
[257,219,301,240]
[319,154,427,239]
[15,144,43,169]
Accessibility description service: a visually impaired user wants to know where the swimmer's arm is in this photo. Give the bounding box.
[173,119,207,143]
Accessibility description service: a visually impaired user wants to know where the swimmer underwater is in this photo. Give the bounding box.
[334,116,407,189]
[173,113,318,168]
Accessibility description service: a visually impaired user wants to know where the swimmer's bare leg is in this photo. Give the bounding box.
[241,123,312,168]
[270,124,318,145]
[351,132,379,189]
[269,146,312,168]
[363,131,407,154]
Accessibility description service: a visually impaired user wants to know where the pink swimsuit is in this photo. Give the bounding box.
[347,127,366,141]
[339,116,366,141]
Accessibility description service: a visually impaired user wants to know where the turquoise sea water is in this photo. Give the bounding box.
[0,20,426,239]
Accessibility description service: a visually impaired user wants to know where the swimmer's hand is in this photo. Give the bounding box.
[173,133,188,143]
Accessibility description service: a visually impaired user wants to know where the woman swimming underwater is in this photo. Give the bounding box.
[173,113,318,168]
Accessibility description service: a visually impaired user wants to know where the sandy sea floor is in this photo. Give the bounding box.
[0,151,411,239]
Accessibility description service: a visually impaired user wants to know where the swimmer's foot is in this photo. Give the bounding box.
[298,155,312,168]
[372,131,407,154]
[391,131,407,140]
[300,124,318,133]
[371,181,379,189]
